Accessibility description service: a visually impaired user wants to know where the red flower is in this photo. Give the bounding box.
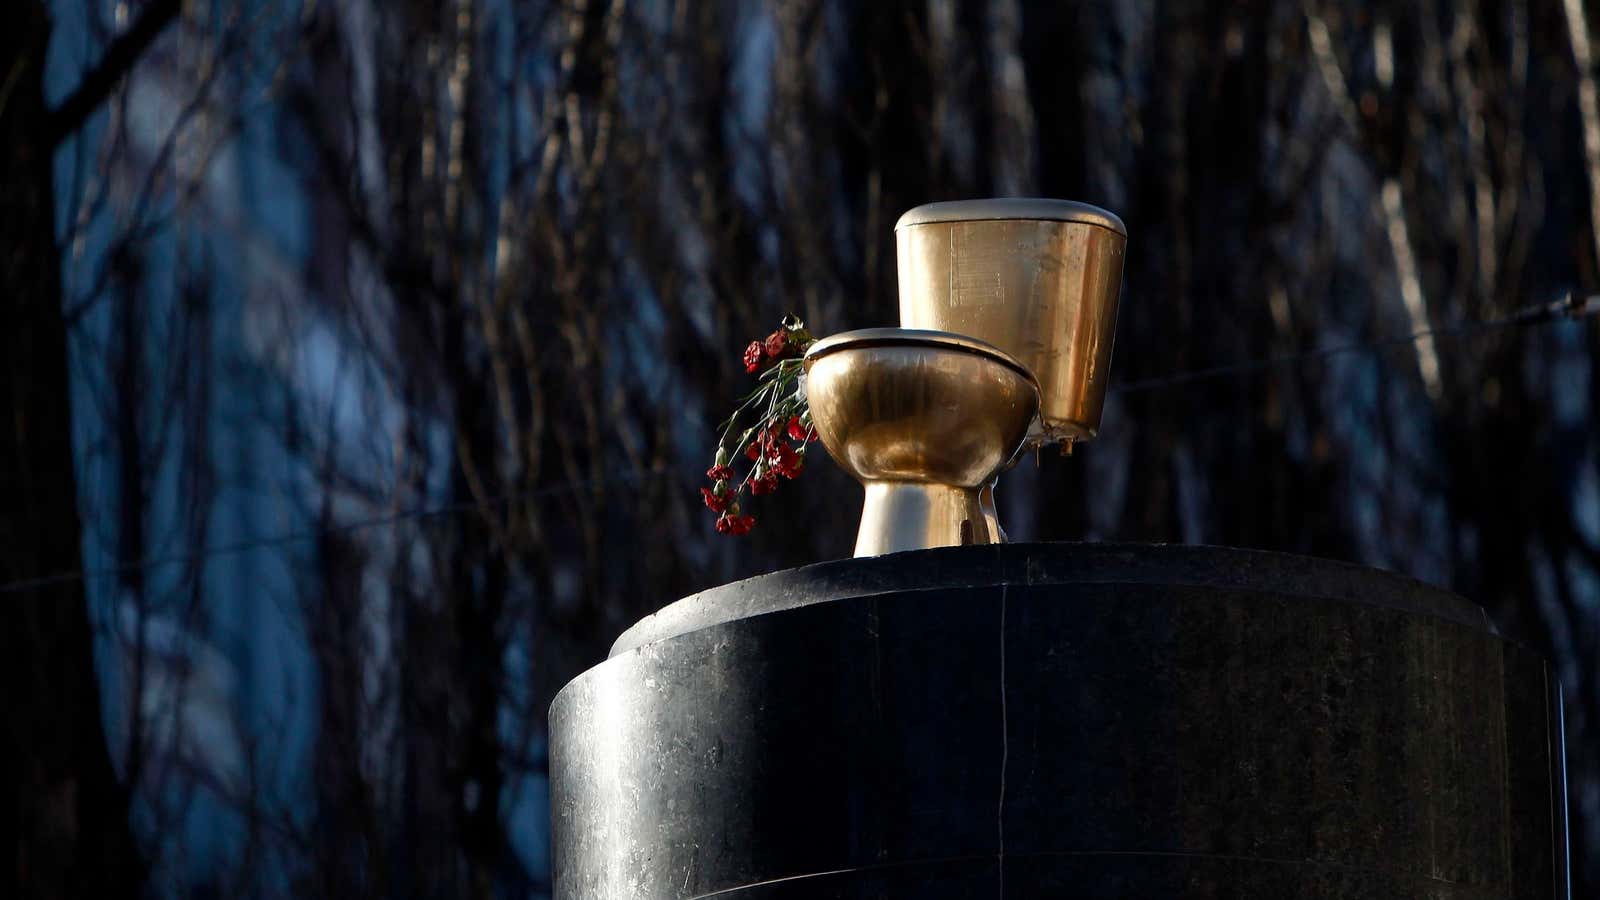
[758,421,785,454]
[701,487,731,514]
[711,317,816,538]
[785,416,810,442]
[769,441,803,479]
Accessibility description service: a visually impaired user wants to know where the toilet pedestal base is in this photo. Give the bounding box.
[855,481,995,556]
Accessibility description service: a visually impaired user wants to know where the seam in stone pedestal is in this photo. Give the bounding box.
[997,579,1008,898]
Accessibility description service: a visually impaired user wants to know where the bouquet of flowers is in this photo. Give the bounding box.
[701,315,817,535]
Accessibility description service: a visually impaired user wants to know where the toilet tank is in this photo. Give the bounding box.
[896,199,1126,444]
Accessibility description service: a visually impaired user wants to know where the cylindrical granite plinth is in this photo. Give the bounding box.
[549,544,1569,898]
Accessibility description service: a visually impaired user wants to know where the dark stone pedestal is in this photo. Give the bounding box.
[549,543,1570,898]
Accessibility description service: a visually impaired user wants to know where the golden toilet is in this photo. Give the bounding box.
[804,329,1040,557]
[806,198,1127,557]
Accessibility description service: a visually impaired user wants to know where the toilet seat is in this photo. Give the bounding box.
[804,327,1039,387]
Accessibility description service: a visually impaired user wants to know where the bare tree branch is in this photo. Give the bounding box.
[46,0,180,148]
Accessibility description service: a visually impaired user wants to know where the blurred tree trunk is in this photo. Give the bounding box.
[0,3,140,896]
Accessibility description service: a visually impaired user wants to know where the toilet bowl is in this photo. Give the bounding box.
[803,328,1040,557]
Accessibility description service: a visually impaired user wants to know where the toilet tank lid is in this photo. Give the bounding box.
[895,198,1127,236]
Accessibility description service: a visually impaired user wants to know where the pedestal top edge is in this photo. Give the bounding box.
[609,542,1495,658]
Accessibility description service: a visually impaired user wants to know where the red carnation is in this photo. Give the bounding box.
[701,486,731,513]
[786,416,810,442]
[708,316,816,539]
[760,421,785,454]
[769,441,803,479]
[749,471,779,495]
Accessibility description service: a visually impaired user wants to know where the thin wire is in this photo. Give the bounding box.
[0,469,672,596]
[1110,290,1596,395]
[2,291,1595,597]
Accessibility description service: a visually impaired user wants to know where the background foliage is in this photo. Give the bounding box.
[3,0,1599,896]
